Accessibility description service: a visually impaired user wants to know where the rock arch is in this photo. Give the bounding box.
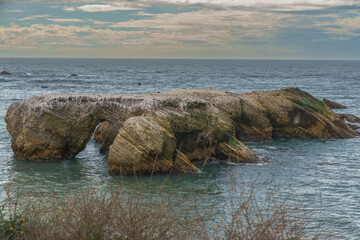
[5,88,359,175]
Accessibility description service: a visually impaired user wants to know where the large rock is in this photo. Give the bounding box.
[5,88,359,175]
[108,116,200,174]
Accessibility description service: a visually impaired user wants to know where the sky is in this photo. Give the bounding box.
[0,0,359,59]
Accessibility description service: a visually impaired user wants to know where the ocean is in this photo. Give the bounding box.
[1,58,360,238]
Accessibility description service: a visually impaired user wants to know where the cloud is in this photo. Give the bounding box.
[0,23,145,50]
[7,9,24,12]
[0,8,289,52]
[88,19,112,25]
[1,0,360,58]
[63,3,141,12]
[79,4,140,12]
[148,0,360,7]
[63,6,75,12]
[42,0,359,13]
[4,0,360,6]
[47,18,86,23]
[314,14,360,36]
[2,4,357,51]
[18,14,49,21]
[110,9,291,40]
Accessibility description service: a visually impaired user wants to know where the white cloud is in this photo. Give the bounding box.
[7,10,24,12]
[110,9,290,40]
[152,0,359,6]
[1,0,359,58]
[88,19,112,25]
[0,8,288,52]
[63,6,76,12]
[18,14,50,21]
[47,18,85,23]
[57,0,360,13]
[67,3,141,12]
[314,15,360,36]
[0,23,145,50]
[9,0,360,6]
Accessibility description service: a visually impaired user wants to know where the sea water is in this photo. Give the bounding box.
[0,58,359,238]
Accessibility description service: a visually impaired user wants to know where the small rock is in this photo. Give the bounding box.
[137,82,142,86]
[41,86,48,89]
[71,74,78,77]
[261,156,272,163]
[0,71,11,75]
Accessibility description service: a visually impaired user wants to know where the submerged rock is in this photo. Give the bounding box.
[4,88,359,175]
[1,71,11,75]
[322,98,347,109]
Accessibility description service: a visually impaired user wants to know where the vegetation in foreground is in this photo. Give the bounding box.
[0,177,327,240]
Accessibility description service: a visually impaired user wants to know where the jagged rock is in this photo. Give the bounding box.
[1,71,11,75]
[173,150,201,174]
[215,137,259,163]
[322,98,347,109]
[337,114,360,123]
[4,88,359,175]
[348,123,360,130]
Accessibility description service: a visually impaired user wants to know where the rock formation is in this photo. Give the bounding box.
[5,88,359,175]
[322,98,347,109]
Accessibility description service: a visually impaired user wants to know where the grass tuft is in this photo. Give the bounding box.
[0,176,330,240]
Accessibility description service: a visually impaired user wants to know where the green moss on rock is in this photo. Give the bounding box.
[161,101,179,108]
[186,101,207,109]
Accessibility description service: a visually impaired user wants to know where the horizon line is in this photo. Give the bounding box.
[0,57,360,61]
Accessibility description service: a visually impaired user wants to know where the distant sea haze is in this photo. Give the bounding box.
[0,58,360,238]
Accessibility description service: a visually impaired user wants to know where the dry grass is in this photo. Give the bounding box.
[0,176,327,240]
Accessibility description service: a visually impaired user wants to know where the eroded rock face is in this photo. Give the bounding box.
[5,88,359,175]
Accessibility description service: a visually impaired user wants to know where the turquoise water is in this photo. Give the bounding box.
[1,59,360,238]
